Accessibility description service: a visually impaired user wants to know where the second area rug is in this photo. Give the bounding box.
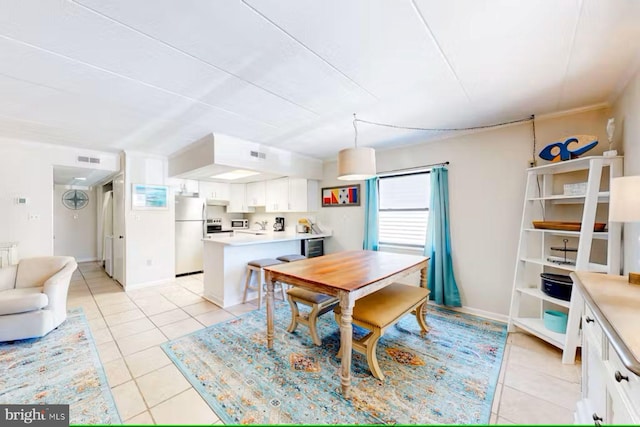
[163,303,507,424]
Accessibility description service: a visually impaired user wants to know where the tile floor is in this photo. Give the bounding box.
[67,261,581,425]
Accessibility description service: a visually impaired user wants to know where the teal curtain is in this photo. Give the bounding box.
[363,177,379,251]
[425,167,461,306]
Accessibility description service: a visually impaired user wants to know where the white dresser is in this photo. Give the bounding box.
[572,272,640,425]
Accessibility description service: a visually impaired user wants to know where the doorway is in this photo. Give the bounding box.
[53,185,97,262]
[52,165,121,278]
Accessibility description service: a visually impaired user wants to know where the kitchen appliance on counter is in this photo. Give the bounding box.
[231,219,249,229]
[175,196,206,276]
[274,216,285,232]
[206,218,233,235]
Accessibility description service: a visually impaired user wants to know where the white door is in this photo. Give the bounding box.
[101,191,114,277]
[112,173,125,286]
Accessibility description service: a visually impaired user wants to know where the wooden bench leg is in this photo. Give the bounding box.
[364,330,384,380]
[258,268,264,309]
[279,282,287,302]
[415,300,429,334]
[335,329,385,380]
[242,269,252,304]
[286,296,299,333]
[307,304,322,346]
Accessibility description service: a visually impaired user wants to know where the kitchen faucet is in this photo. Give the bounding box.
[255,220,268,230]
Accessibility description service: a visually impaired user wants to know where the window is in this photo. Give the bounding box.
[378,172,430,248]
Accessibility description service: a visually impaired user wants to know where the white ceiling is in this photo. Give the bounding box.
[1,0,639,161]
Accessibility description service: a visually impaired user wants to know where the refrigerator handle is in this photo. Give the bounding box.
[202,202,206,238]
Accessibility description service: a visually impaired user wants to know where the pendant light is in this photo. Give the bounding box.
[337,113,377,180]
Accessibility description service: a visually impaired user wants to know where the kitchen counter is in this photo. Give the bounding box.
[203,231,331,246]
[202,231,331,308]
[572,271,640,375]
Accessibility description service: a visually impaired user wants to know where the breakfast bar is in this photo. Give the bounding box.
[202,231,331,308]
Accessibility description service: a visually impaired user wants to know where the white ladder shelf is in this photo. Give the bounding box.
[508,156,622,364]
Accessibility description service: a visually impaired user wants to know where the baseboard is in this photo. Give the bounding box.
[428,302,508,324]
[76,257,99,263]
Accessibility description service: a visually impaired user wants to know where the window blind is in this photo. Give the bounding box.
[378,173,430,247]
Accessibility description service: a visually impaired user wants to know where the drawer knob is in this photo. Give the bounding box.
[585,317,595,323]
[614,371,629,383]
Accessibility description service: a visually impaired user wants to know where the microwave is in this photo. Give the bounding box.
[231,219,249,229]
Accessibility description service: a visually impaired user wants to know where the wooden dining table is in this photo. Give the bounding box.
[263,249,429,397]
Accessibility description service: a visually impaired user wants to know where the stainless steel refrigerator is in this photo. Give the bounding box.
[175,196,206,276]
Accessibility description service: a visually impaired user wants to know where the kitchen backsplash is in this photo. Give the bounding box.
[206,205,245,230]
[246,209,317,233]
[208,205,323,233]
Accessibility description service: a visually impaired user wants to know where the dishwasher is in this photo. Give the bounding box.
[301,237,324,258]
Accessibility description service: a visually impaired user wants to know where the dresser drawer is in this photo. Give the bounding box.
[606,343,640,404]
[583,304,603,358]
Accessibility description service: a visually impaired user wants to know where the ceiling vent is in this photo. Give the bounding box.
[250,150,266,160]
[77,156,101,164]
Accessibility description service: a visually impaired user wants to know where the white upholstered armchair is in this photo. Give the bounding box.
[0,256,77,341]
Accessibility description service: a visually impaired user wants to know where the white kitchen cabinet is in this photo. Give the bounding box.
[199,181,230,201]
[265,178,289,212]
[227,183,255,213]
[169,178,199,194]
[288,178,319,212]
[265,178,319,212]
[572,272,640,425]
[246,181,266,206]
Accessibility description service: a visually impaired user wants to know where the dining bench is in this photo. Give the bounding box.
[334,282,430,380]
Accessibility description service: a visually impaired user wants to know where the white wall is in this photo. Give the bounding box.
[0,138,118,260]
[53,185,97,262]
[124,152,175,288]
[319,106,617,317]
[612,68,640,273]
[317,162,365,254]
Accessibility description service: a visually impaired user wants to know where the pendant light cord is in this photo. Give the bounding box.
[354,114,534,132]
[353,113,359,148]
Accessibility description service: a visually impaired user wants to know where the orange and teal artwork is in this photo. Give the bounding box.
[322,184,360,207]
[539,135,598,162]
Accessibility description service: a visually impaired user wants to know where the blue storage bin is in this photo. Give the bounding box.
[544,310,568,334]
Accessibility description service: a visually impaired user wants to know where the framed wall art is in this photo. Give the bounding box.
[132,184,168,210]
[322,184,360,207]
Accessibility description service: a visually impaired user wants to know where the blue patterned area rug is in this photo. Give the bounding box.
[163,303,507,424]
[0,309,121,425]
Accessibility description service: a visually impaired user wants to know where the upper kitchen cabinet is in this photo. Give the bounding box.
[246,181,266,207]
[199,181,230,201]
[169,178,199,195]
[265,178,288,212]
[289,178,319,212]
[265,178,318,212]
[227,183,255,213]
